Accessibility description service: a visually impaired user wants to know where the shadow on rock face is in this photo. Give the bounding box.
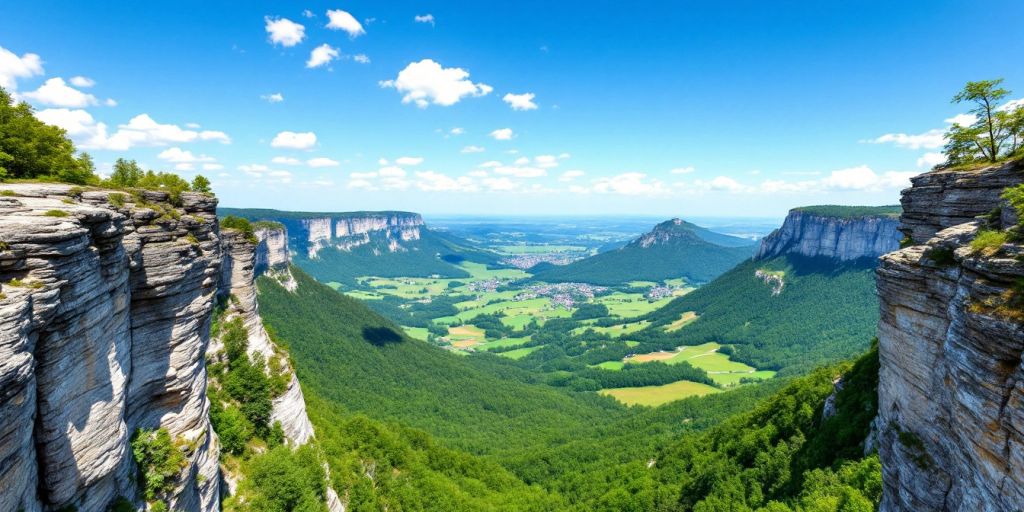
[362,326,404,346]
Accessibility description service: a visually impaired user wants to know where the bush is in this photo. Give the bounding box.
[43,209,69,217]
[130,428,187,504]
[220,215,258,243]
[970,230,1008,256]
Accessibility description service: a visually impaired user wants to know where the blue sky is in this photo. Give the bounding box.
[2,1,1023,216]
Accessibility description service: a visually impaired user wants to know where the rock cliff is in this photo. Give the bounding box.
[876,160,1024,511]
[216,229,313,446]
[291,211,423,258]
[0,184,221,511]
[756,206,902,261]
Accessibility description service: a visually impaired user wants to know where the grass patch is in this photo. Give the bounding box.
[43,209,68,217]
[599,379,721,407]
[590,361,625,371]
[498,345,543,360]
[970,230,1008,256]
[664,311,699,332]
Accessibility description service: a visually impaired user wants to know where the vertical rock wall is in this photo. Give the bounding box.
[0,184,220,511]
[877,160,1024,511]
[755,209,902,261]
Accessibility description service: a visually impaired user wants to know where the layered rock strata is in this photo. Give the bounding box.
[295,212,423,257]
[756,208,901,261]
[0,183,220,511]
[877,160,1024,511]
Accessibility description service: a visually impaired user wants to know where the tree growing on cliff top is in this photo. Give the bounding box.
[0,87,97,184]
[944,79,1024,166]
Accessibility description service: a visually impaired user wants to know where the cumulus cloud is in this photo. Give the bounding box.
[559,170,585,182]
[944,113,976,126]
[22,77,98,107]
[490,128,513,140]
[450,127,465,135]
[69,76,95,88]
[157,147,215,163]
[395,156,424,166]
[265,17,305,47]
[494,165,546,178]
[820,165,915,191]
[307,157,339,167]
[271,131,317,149]
[353,54,370,64]
[502,92,538,111]
[414,170,477,192]
[37,110,231,150]
[461,145,485,153]
[272,156,301,165]
[589,173,670,196]
[534,155,559,168]
[262,92,284,103]
[379,166,407,177]
[0,46,43,91]
[478,160,502,168]
[865,129,946,150]
[917,152,946,169]
[326,9,365,37]
[380,59,492,108]
[306,44,340,68]
[414,14,435,25]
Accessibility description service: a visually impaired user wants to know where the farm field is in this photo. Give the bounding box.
[591,361,625,371]
[446,325,487,349]
[476,336,532,351]
[595,292,673,317]
[573,320,651,337]
[665,311,699,331]
[599,379,721,406]
[498,345,544,359]
[402,326,430,341]
[621,342,778,387]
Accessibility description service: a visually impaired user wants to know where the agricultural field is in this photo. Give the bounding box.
[595,292,674,317]
[446,325,487,349]
[498,345,544,359]
[599,379,721,406]
[573,320,652,337]
[620,342,777,387]
[402,326,430,341]
[665,311,699,331]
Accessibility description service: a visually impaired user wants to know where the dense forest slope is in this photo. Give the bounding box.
[876,160,1024,510]
[221,207,499,285]
[530,218,755,285]
[636,206,900,376]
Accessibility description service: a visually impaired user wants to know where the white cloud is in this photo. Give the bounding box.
[35,108,109,148]
[380,59,492,108]
[514,157,529,165]
[917,152,946,169]
[379,166,407,177]
[590,172,669,196]
[944,113,976,126]
[490,128,513,140]
[707,176,746,193]
[395,156,424,166]
[502,92,538,111]
[534,155,559,168]
[23,78,98,107]
[272,156,301,165]
[157,147,215,163]
[104,98,117,107]
[271,131,317,149]
[262,92,284,103]
[479,160,502,168]
[450,127,465,135]
[494,166,546,178]
[302,9,315,18]
[0,46,43,91]
[866,129,946,150]
[820,165,915,191]
[353,54,370,64]
[671,166,696,174]
[414,14,435,25]
[414,171,477,192]
[468,170,489,178]
[307,44,340,68]
[461,145,485,153]
[326,9,365,37]
[348,179,376,190]
[307,157,340,167]
[559,170,584,182]
[199,130,231,144]
[69,76,95,88]
[482,177,518,191]
[265,17,305,47]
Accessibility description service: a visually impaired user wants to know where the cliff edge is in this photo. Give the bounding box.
[756,205,902,261]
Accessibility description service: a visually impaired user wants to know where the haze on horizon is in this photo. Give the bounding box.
[2,0,1023,217]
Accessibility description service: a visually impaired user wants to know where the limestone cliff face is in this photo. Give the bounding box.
[876,160,1024,511]
[756,208,902,261]
[255,224,297,292]
[294,212,423,257]
[0,184,220,512]
[217,230,313,446]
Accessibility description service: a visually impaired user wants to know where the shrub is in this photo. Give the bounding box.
[108,193,127,207]
[220,215,258,244]
[130,428,187,503]
[970,230,1008,256]
[43,209,69,217]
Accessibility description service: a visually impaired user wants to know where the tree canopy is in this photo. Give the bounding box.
[944,79,1024,166]
[0,87,96,184]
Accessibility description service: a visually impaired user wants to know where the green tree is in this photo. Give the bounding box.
[191,174,212,193]
[0,87,97,183]
[108,158,145,187]
[950,79,1011,162]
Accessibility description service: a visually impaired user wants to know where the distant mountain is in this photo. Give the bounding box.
[220,207,500,285]
[636,206,901,375]
[529,218,756,285]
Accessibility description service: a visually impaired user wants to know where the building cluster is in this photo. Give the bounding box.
[515,282,608,309]
[500,253,580,269]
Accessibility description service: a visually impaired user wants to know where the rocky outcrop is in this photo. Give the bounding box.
[216,230,313,446]
[294,212,423,258]
[254,224,297,292]
[0,184,220,511]
[756,207,901,261]
[899,159,1024,244]
[876,160,1024,511]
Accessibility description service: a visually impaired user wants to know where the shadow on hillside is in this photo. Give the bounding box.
[362,326,404,346]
